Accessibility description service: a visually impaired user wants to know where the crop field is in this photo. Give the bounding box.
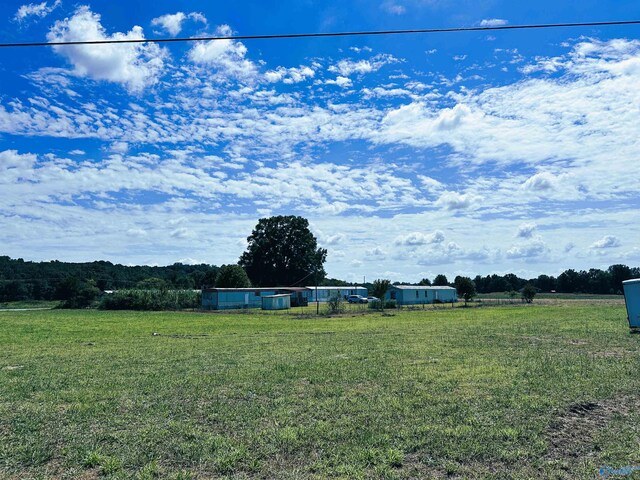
[1,304,639,479]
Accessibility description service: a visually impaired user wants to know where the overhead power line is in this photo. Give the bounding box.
[0,20,639,48]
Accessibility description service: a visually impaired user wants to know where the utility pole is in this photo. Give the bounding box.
[316,270,319,315]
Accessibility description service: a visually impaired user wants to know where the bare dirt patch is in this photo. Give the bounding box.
[545,395,640,461]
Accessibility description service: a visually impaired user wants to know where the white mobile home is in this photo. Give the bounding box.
[385,285,457,305]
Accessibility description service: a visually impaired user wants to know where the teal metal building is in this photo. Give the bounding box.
[385,285,457,305]
[306,286,368,302]
[622,278,640,331]
[202,287,308,310]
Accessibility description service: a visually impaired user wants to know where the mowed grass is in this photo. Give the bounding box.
[1,305,639,479]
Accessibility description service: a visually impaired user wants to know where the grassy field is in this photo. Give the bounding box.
[1,304,639,479]
[0,300,60,310]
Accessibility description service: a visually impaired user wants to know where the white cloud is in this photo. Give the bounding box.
[366,246,387,257]
[517,222,537,238]
[187,25,257,78]
[265,65,315,84]
[590,235,621,249]
[325,76,353,87]
[151,12,207,37]
[328,54,398,76]
[382,2,406,15]
[322,233,345,245]
[47,6,167,93]
[395,230,445,246]
[435,191,480,211]
[170,227,193,239]
[480,19,508,27]
[506,238,550,259]
[14,0,60,22]
[522,172,558,191]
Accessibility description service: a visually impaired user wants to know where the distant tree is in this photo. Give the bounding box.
[522,283,537,303]
[586,268,612,294]
[60,279,100,308]
[456,277,476,306]
[215,264,252,288]
[488,274,508,293]
[557,269,580,293]
[239,216,327,286]
[536,274,556,292]
[418,277,432,286]
[608,264,632,294]
[371,279,391,310]
[321,277,351,287]
[201,268,219,288]
[433,274,449,286]
[136,277,168,290]
[0,280,30,302]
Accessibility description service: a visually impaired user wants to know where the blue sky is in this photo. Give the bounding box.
[1,0,639,282]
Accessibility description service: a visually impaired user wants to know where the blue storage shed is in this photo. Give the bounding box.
[385,285,457,305]
[262,294,291,310]
[623,278,640,331]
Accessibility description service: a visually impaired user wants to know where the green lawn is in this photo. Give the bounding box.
[1,305,639,479]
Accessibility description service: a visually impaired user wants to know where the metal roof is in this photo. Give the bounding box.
[304,285,366,290]
[390,285,456,290]
[202,287,276,292]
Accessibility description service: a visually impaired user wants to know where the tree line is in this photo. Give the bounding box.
[1,253,637,305]
[412,264,639,296]
[0,255,220,303]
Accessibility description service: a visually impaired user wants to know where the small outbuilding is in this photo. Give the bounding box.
[262,294,291,310]
[385,285,457,305]
[623,278,640,331]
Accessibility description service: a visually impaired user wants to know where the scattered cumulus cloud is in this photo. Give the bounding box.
[590,235,621,249]
[14,0,60,23]
[151,11,207,37]
[506,238,549,259]
[523,172,559,191]
[47,6,167,93]
[435,191,480,211]
[328,54,398,76]
[480,19,509,27]
[325,76,353,87]
[395,230,445,246]
[187,25,257,78]
[517,223,537,238]
[265,65,315,83]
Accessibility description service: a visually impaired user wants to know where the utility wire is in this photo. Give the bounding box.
[1,20,639,48]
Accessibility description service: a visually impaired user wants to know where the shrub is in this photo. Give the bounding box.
[368,299,383,309]
[325,295,346,314]
[99,289,201,311]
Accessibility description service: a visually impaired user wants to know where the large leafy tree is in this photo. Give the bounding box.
[456,277,476,306]
[215,265,252,288]
[239,216,327,287]
[521,283,537,303]
[433,274,449,286]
